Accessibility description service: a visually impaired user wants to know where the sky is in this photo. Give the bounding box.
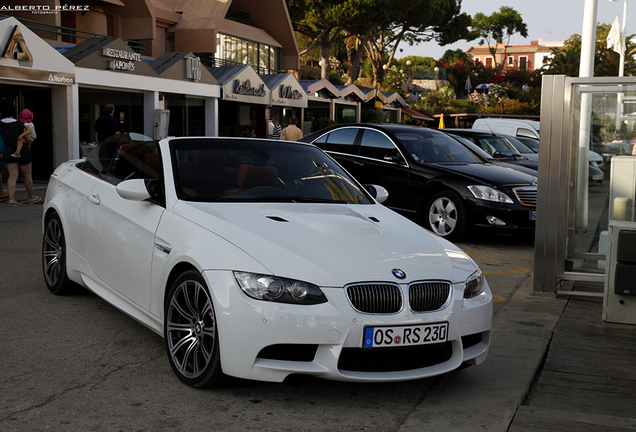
[397,0,636,60]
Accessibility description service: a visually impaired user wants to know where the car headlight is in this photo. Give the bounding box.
[468,185,513,204]
[234,272,327,305]
[464,269,484,299]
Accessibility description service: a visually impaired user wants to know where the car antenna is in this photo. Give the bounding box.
[483,118,495,135]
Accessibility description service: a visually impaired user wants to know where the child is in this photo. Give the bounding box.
[12,109,36,158]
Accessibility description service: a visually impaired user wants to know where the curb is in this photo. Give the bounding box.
[398,275,567,432]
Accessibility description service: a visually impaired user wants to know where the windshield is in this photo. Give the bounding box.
[515,136,540,153]
[170,138,373,204]
[502,136,534,154]
[448,134,491,161]
[395,130,483,164]
[461,134,519,157]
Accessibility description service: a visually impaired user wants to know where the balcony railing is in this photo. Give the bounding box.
[1,14,145,53]
[204,55,283,76]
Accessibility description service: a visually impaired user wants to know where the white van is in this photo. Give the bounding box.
[472,118,540,139]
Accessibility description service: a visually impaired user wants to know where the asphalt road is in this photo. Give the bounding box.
[0,187,534,432]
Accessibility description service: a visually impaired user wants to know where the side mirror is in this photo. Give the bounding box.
[116,179,151,201]
[364,184,389,204]
[383,151,404,164]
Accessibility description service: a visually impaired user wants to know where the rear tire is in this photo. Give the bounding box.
[164,270,225,388]
[42,213,74,295]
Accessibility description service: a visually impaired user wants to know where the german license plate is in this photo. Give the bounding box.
[363,322,448,348]
[530,211,536,221]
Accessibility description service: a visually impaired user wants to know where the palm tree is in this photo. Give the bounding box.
[543,47,581,76]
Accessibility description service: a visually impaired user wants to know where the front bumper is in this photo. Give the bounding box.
[202,270,493,383]
[467,200,536,231]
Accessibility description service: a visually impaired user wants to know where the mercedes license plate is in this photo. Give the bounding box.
[530,211,536,221]
[363,322,448,348]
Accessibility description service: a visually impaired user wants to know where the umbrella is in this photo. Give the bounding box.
[465,76,472,92]
[438,114,445,129]
[475,83,490,90]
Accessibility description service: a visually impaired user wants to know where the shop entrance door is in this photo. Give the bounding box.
[0,84,53,181]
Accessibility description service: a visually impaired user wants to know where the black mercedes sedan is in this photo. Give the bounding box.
[300,124,537,241]
[442,128,539,172]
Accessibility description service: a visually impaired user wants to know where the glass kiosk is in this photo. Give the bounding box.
[534,75,636,324]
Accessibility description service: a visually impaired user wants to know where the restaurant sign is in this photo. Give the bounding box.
[102,48,142,72]
[233,79,266,97]
[279,85,303,100]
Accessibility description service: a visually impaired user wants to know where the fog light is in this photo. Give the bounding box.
[486,216,507,226]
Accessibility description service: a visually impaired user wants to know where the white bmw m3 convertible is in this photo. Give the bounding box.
[42,135,492,388]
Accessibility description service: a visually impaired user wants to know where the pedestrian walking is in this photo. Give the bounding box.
[280,116,303,141]
[0,103,40,206]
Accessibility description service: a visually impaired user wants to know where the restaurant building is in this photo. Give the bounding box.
[0,16,76,179]
[0,0,303,173]
[1,1,417,178]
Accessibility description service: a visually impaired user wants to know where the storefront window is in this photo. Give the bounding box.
[215,33,281,74]
[335,105,356,124]
[164,94,205,137]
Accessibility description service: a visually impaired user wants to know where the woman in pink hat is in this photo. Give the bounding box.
[1,103,40,206]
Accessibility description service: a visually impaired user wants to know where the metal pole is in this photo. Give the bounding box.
[576,0,598,230]
[616,0,628,131]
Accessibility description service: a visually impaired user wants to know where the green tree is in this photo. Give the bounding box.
[470,6,528,68]
[543,47,581,76]
[288,0,381,79]
[440,48,470,65]
[545,23,636,77]
[344,0,472,87]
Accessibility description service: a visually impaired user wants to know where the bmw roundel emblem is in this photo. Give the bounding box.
[392,268,406,279]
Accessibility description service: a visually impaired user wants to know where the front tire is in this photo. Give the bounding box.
[42,213,73,295]
[426,191,467,241]
[164,270,225,388]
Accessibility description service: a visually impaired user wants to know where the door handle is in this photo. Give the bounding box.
[88,194,101,205]
[353,160,365,166]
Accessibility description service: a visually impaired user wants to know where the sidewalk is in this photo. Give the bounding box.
[0,180,48,203]
[399,276,636,431]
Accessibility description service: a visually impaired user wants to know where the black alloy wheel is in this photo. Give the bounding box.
[164,270,225,388]
[42,213,73,295]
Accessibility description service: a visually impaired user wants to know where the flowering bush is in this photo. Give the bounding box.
[481,99,539,115]
[437,82,456,102]
[384,65,406,93]
[487,84,510,102]
[469,91,487,106]
[329,57,346,77]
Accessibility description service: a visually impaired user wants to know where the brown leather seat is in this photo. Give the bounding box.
[225,164,277,196]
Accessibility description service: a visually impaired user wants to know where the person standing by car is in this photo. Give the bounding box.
[0,103,40,206]
[270,116,282,139]
[280,116,303,141]
[94,104,120,144]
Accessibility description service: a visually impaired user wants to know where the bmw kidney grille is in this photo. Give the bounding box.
[346,281,451,314]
